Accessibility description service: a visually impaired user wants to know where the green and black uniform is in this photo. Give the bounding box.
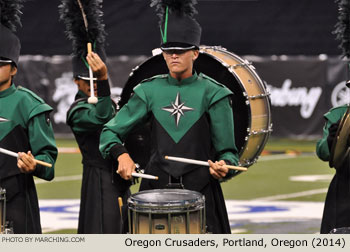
[67,80,130,234]
[316,104,350,233]
[0,84,57,234]
[100,72,239,234]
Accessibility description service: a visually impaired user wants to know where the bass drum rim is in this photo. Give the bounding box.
[119,46,271,170]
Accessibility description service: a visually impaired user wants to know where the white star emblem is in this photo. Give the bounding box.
[162,92,194,127]
[0,117,9,122]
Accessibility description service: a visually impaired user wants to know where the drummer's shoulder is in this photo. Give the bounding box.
[325,104,349,121]
[133,74,168,90]
[199,73,232,96]
[140,74,168,85]
[199,73,227,89]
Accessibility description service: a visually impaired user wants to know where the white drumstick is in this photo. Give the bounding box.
[164,155,247,171]
[0,147,52,168]
[116,169,158,180]
[131,172,158,180]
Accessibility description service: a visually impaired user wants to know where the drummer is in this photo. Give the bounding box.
[99,0,239,234]
[316,96,350,233]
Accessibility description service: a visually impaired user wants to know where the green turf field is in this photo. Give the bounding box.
[36,137,333,233]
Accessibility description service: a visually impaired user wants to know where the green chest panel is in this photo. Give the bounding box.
[153,86,207,143]
[136,74,227,143]
[0,97,27,141]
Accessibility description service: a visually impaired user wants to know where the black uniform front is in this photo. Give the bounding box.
[67,82,131,234]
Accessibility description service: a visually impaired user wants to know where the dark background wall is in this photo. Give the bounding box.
[12,0,348,138]
[17,0,340,56]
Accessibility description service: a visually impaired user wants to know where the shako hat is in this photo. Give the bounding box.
[59,0,107,80]
[334,0,350,88]
[0,0,24,66]
[151,0,202,51]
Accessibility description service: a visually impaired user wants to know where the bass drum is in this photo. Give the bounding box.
[120,46,272,169]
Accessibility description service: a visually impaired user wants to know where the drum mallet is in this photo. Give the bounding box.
[164,155,248,171]
[76,0,97,104]
[118,197,123,218]
[0,147,52,168]
[86,42,98,104]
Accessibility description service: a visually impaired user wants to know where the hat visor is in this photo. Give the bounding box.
[0,59,12,63]
[161,45,196,51]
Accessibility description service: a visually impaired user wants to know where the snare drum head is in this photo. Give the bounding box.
[120,46,270,170]
[128,189,205,213]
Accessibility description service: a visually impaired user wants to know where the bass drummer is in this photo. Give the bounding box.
[99,0,239,234]
[316,98,350,234]
[316,1,350,234]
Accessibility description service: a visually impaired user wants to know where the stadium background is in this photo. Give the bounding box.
[8,0,349,233]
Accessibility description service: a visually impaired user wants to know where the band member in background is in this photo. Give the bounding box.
[316,102,350,234]
[0,1,57,234]
[316,0,350,234]
[60,0,130,234]
[100,0,239,234]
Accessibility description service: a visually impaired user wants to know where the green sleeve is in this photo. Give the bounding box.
[209,96,239,180]
[316,119,333,161]
[316,106,347,161]
[316,105,348,161]
[99,92,149,159]
[28,112,57,181]
[68,96,115,133]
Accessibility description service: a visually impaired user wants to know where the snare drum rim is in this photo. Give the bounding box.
[0,188,6,233]
[128,189,205,213]
[0,189,5,200]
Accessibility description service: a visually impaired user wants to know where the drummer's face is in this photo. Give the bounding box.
[0,63,17,91]
[74,78,97,97]
[163,49,199,80]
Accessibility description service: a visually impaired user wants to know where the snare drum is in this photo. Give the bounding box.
[0,188,6,233]
[127,189,206,234]
[120,46,272,169]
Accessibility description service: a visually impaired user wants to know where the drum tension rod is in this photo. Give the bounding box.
[248,92,271,100]
[231,59,253,69]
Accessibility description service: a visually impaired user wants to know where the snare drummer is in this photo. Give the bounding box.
[100,0,239,234]
[0,5,57,233]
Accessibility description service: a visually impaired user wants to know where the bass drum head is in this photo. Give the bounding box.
[119,48,254,170]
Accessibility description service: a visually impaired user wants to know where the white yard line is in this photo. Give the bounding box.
[258,153,315,161]
[255,153,328,201]
[57,147,80,153]
[254,188,328,201]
